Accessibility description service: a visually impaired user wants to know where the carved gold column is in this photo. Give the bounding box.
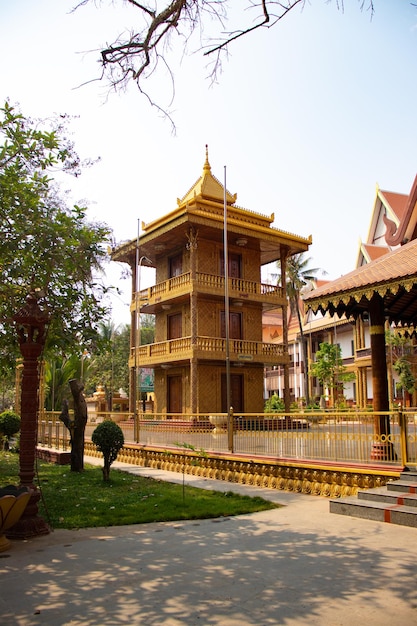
[355,317,368,409]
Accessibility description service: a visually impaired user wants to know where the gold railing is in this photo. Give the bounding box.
[38,410,417,467]
[135,272,285,309]
[130,336,289,366]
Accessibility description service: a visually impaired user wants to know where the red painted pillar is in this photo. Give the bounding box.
[8,295,50,539]
[368,294,393,461]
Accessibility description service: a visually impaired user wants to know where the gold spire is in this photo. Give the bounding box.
[203,144,211,173]
[177,145,237,207]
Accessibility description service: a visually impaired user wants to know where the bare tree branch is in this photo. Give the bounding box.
[73,1,376,121]
[203,0,305,57]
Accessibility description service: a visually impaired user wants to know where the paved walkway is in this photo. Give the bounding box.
[1,457,416,626]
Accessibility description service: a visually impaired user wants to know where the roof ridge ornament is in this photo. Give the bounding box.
[203,144,211,173]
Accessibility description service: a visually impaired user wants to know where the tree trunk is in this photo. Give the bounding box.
[59,379,88,472]
[102,459,111,481]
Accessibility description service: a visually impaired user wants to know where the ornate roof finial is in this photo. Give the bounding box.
[203,144,211,172]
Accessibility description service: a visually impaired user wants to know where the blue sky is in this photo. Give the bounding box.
[1,0,416,323]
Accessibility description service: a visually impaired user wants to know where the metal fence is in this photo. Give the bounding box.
[38,410,417,467]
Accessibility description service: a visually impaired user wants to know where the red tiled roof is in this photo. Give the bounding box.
[304,237,417,299]
[361,243,390,262]
[314,279,330,288]
[379,190,408,221]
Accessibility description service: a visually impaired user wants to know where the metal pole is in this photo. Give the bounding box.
[134,219,140,442]
[224,166,233,452]
[136,253,153,442]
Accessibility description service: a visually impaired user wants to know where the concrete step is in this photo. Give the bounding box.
[398,470,417,482]
[387,479,417,494]
[357,487,417,507]
[330,497,417,527]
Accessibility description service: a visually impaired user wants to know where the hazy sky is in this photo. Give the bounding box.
[1,0,416,324]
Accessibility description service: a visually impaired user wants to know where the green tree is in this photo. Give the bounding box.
[264,394,285,413]
[140,314,155,346]
[91,420,125,481]
[278,253,323,405]
[44,354,89,411]
[309,342,354,407]
[0,410,20,450]
[393,358,415,397]
[386,330,416,403]
[0,361,15,412]
[85,322,130,401]
[0,101,111,371]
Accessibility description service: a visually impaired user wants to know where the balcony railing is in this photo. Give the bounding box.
[130,336,289,367]
[135,272,285,310]
[356,347,372,360]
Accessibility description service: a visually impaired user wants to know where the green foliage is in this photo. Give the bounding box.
[393,358,415,395]
[174,441,208,458]
[386,330,416,396]
[0,410,20,449]
[86,322,130,398]
[264,394,285,413]
[140,314,155,345]
[44,354,84,411]
[310,342,355,390]
[0,101,112,371]
[91,420,125,480]
[276,253,325,406]
[0,361,15,412]
[281,253,323,313]
[0,451,278,528]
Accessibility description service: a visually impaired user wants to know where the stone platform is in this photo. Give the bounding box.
[330,470,417,527]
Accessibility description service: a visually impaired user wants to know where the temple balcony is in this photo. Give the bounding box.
[132,272,285,313]
[129,336,290,368]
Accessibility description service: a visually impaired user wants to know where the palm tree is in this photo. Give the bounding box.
[44,354,85,411]
[278,253,325,406]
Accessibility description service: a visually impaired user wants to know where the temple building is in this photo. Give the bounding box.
[112,148,311,417]
[264,173,417,409]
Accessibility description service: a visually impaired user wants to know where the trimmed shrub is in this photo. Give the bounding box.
[0,410,21,450]
[91,420,124,481]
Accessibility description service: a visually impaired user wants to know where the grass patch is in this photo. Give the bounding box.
[0,452,279,529]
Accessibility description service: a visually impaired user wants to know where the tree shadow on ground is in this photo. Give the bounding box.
[1,511,416,625]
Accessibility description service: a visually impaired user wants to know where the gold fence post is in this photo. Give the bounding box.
[55,421,60,450]
[228,407,234,453]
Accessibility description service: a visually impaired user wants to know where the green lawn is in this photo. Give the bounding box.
[0,452,279,529]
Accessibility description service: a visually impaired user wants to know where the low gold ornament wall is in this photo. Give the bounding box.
[84,442,399,498]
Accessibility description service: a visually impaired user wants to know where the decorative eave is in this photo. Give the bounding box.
[303,237,417,325]
[383,174,417,246]
[112,206,311,266]
[111,239,136,264]
[305,278,416,317]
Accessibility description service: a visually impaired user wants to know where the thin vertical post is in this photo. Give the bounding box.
[134,219,140,442]
[224,166,233,452]
[280,250,291,412]
[398,410,409,467]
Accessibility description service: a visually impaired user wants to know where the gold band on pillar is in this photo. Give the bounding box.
[369,325,385,336]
